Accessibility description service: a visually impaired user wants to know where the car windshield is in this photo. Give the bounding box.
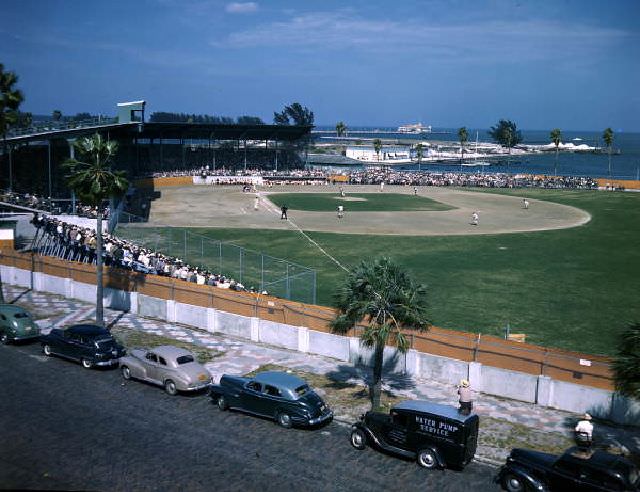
[295,384,310,397]
[176,355,195,365]
[13,312,29,319]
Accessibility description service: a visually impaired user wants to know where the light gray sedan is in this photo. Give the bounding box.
[119,345,212,396]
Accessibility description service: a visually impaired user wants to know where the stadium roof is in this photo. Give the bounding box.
[5,122,312,145]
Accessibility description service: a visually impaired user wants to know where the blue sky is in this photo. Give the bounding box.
[1,0,639,130]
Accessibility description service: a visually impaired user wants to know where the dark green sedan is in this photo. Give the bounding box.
[0,304,41,344]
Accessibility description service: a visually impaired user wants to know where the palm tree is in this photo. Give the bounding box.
[1,64,24,190]
[550,128,562,177]
[603,127,614,178]
[458,127,468,168]
[335,121,347,138]
[373,138,382,163]
[331,257,431,409]
[612,322,640,400]
[63,133,128,326]
[415,143,424,171]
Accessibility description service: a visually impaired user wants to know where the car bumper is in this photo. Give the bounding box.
[10,333,41,341]
[94,358,120,367]
[184,381,211,392]
[306,411,334,426]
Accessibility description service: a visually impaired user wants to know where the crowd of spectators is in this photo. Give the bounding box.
[1,190,110,218]
[132,168,599,190]
[31,214,265,295]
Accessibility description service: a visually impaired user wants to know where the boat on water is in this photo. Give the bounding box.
[398,123,432,134]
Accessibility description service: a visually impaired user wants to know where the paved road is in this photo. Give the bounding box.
[0,343,501,491]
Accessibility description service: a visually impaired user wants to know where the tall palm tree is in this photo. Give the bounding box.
[550,128,562,177]
[603,127,614,178]
[63,133,128,326]
[1,64,24,190]
[458,127,468,168]
[373,138,382,163]
[612,322,640,400]
[335,121,347,138]
[415,143,424,171]
[331,257,431,409]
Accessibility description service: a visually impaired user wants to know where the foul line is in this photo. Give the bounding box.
[287,218,350,273]
[259,193,349,272]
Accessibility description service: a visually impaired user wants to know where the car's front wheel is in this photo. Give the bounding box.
[417,448,439,469]
[43,344,52,356]
[503,473,525,492]
[164,380,178,396]
[121,365,131,380]
[217,395,228,411]
[81,358,93,369]
[277,412,292,429]
[350,429,367,450]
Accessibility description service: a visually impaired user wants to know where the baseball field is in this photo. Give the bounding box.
[117,185,640,356]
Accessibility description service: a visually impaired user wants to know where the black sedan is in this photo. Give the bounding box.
[210,371,333,428]
[41,324,125,369]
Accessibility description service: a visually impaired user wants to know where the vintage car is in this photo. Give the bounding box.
[350,400,479,470]
[0,304,40,344]
[41,324,125,368]
[119,345,211,396]
[209,371,333,428]
[496,446,640,492]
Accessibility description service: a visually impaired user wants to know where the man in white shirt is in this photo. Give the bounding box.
[575,413,593,447]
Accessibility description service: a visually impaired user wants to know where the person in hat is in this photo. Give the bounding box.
[457,379,474,415]
[575,413,593,447]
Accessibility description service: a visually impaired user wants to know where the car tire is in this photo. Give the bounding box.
[350,429,367,450]
[121,365,131,380]
[43,344,52,356]
[503,473,525,492]
[417,448,439,469]
[164,380,178,396]
[277,412,292,429]
[217,395,228,411]
[81,358,93,369]
[0,333,9,345]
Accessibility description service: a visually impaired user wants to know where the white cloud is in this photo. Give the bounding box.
[213,10,632,65]
[226,2,258,14]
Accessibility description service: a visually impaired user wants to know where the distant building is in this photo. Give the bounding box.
[346,145,411,162]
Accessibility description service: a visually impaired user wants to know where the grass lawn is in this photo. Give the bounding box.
[117,189,640,356]
[268,192,454,212]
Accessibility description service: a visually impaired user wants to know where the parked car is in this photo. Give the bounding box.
[0,304,40,344]
[41,324,125,368]
[350,400,479,470]
[210,371,333,428]
[119,345,211,396]
[496,446,639,492]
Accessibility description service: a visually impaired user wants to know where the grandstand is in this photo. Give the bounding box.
[0,100,312,198]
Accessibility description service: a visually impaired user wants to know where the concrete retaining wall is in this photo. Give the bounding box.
[2,263,638,426]
[259,319,299,351]
[481,365,539,403]
[308,330,350,361]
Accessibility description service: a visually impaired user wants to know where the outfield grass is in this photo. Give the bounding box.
[118,189,640,355]
[268,192,454,212]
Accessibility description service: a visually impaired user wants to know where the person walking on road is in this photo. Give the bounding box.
[522,198,529,209]
[337,205,344,219]
[457,379,474,415]
[281,205,288,220]
[254,194,260,211]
